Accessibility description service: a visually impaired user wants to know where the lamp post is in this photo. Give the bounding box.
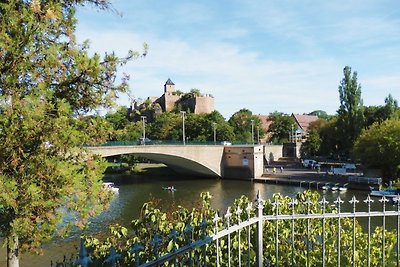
[212,122,217,145]
[257,126,260,144]
[140,116,146,145]
[251,119,254,145]
[180,111,186,145]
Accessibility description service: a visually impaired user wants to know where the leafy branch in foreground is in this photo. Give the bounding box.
[82,191,397,266]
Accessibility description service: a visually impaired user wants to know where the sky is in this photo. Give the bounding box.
[76,0,400,119]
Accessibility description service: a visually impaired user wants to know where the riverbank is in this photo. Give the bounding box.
[258,162,375,191]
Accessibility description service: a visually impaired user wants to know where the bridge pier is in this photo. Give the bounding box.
[222,145,264,180]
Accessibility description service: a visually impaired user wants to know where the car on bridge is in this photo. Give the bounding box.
[221,141,232,146]
[137,138,153,145]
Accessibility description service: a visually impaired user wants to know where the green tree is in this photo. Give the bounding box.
[0,1,145,266]
[363,95,399,128]
[184,111,235,143]
[308,110,331,120]
[148,112,181,141]
[105,106,130,131]
[266,111,295,143]
[300,119,326,157]
[228,108,261,143]
[337,66,364,157]
[354,119,400,180]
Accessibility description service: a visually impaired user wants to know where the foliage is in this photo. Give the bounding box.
[105,106,131,131]
[354,118,400,180]
[300,119,332,158]
[337,66,365,157]
[185,111,235,143]
[266,111,295,143]
[228,108,262,143]
[81,191,398,266]
[0,0,146,265]
[364,94,399,128]
[308,110,332,120]
[148,112,181,141]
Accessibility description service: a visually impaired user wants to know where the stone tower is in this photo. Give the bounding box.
[164,78,175,95]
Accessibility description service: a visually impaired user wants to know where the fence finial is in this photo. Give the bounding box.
[104,247,121,267]
[74,238,92,267]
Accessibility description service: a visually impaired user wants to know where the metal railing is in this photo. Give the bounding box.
[59,192,400,267]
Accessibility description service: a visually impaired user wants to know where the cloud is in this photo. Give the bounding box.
[76,1,400,118]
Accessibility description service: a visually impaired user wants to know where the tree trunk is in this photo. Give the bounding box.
[7,234,19,267]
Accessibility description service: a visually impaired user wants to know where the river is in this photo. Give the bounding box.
[1,173,394,267]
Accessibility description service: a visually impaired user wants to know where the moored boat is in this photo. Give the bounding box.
[102,182,119,193]
[370,186,399,198]
[331,183,339,191]
[339,184,348,192]
[322,183,331,190]
[163,186,177,192]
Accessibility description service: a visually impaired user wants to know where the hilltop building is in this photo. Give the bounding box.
[154,78,214,114]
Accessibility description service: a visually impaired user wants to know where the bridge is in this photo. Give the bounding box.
[87,144,269,179]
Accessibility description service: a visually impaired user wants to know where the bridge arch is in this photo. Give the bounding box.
[87,145,225,177]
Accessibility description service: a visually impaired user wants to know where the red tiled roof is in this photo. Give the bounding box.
[292,114,319,132]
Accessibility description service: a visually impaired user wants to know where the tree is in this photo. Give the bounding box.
[336,66,364,157]
[105,106,131,131]
[0,1,146,266]
[363,94,399,128]
[353,119,400,180]
[299,119,326,157]
[308,110,331,121]
[228,108,261,143]
[266,111,295,143]
[148,112,181,141]
[184,111,235,143]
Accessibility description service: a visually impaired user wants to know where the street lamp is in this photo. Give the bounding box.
[212,122,217,145]
[180,111,186,145]
[140,116,146,145]
[257,126,260,144]
[251,119,254,145]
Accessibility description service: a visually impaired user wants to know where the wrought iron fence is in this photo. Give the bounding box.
[57,192,400,267]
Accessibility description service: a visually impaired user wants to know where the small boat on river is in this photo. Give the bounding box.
[103,182,119,193]
[339,183,348,192]
[331,183,340,191]
[322,183,331,190]
[163,186,177,192]
[370,186,399,198]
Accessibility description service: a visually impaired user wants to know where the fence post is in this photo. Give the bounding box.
[255,190,264,267]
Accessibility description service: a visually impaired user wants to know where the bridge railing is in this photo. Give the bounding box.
[53,192,400,266]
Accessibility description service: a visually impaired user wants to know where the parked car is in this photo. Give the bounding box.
[302,159,318,168]
[137,137,153,145]
[220,141,232,146]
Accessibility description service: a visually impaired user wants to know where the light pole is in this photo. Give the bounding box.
[180,111,186,145]
[251,119,254,145]
[140,116,146,145]
[212,122,217,145]
[257,126,260,144]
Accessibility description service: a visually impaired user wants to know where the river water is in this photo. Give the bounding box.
[2,173,395,267]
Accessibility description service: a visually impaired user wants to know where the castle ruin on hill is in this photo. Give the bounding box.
[154,78,214,114]
[129,79,214,122]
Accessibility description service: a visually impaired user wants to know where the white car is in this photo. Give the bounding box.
[221,141,232,146]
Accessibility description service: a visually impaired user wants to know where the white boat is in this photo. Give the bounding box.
[322,183,331,190]
[331,184,339,191]
[339,184,348,192]
[103,182,119,193]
